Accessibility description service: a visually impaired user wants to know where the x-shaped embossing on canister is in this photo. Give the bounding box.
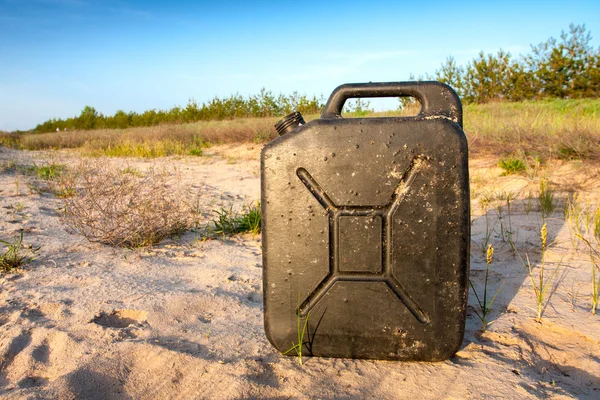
[296,156,430,324]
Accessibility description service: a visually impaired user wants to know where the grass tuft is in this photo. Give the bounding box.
[512,223,562,323]
[0,230,40,273]
[210,202,261,237]
[539,178,555,220]
[283,297,311,366]
[575,234,600,314]
[470,244,504,332]
[33,162,66,180]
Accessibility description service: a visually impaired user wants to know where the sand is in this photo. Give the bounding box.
[0,146,599,399]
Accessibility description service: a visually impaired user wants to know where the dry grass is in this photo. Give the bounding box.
[3,99,599,160]
[58,160,201,247]
[14,118,280,158]
[463,99,600,160]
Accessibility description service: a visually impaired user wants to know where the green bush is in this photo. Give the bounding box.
[498,158,526,175]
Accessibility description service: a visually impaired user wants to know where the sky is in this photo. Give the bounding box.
[1,0,599,131]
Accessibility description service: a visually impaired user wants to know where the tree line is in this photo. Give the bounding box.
[32,24,599,133]
[33,89,325,133]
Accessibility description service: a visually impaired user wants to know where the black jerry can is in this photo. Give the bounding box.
[261,82,469,361]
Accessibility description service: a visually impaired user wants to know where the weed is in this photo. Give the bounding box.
[0,230,40,273]
[19,162,70,195]
[513,224,561,322]
[565,195,600,252]
[539,178,555,220]
[121,166,143,177]
[565,193,585,250]
[210,202,261,237]
[189,135,208,156]
[498,157,526,175]
[33,162,66,180]
[189,147,204,156]
[495,191,516,242]
[505,192,515,242]
[284,298,311,365]
[0,159,18,173]
[558,144,585,160]
[470,244,504,332]
[477,210,498,254]
[523,154,542,180]
[576,234,600,314]
[54,186,77,198]
[524,191,535,215]
[568,279,584,311]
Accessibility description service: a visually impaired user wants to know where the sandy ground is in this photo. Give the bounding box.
[0,145,599,399]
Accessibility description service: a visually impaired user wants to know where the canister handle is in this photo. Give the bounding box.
[321,81,462,127]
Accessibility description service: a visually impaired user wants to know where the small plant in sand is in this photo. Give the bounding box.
[496,191,515,243]
[476,195,497,255]
[523,154,541,181]
[0,230,40,273]
[29,162,69,195]
[0,159,18,174]
[523,191,535,216]
[284,299,311,366]
[576,234,600,314]
[32,162,67,180]
[565,193,585,250]
[498,157,526,175]
[210,201,261,237]
[513,223,561,323]
[539,178,555,220]
[59,160,197,247]
[470,244,504,332]
[565,195,600,252]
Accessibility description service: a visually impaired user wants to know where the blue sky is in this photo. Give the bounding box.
[1,0,599,131]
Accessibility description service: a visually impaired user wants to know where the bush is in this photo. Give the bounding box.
[498,157,526,175]
[59,160,199,247]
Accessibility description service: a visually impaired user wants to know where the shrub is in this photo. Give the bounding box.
[59,160,198,247]
[498,157,526,175]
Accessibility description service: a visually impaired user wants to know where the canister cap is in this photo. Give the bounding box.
[275,111,305,136]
